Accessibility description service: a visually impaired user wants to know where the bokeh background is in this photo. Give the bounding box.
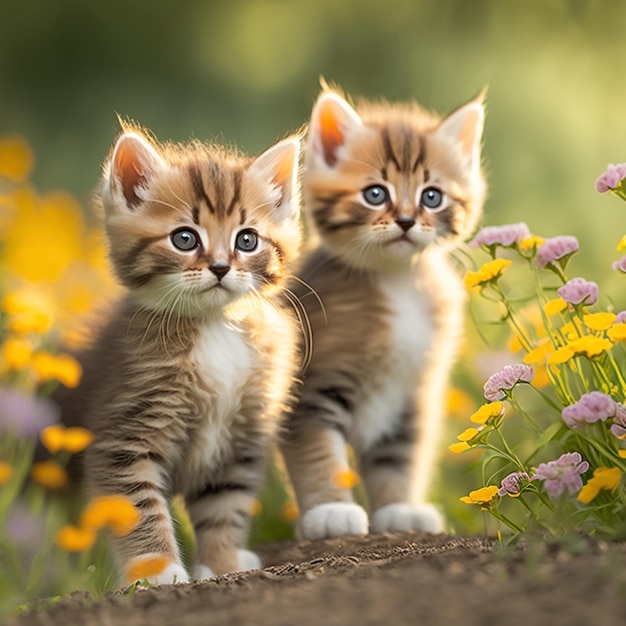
[2,0,626,545]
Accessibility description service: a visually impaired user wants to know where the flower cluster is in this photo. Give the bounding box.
[455,189,626,537]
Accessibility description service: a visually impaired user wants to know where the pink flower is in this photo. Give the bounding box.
[483,364,534,401]
[532,452,589,499]
[498,471,530,497]
[610,404,626,439]
[561,391,618,429]
[469,223,531,249]
[613,256,626,273]
[557,277,599,306]
[0,388,59,438]
[596,163,626,193]
[616,311,626,324]
[536,236,579,269]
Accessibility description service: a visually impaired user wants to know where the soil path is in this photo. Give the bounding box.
[9,533,626,626]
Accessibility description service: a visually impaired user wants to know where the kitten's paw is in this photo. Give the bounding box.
[237,549,262,571]
[370,502,445,534]
[193,564,216,581]
[300,503,369,540]
[126,556,190,585]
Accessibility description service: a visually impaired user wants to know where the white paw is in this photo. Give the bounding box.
[300,503,369,540]
[126,558,189,585]
[193,564,216,580]
[370,502,445,534]
[237,549,262,571]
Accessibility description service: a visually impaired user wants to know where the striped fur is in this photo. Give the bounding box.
[57,124,302,583]
[281,88,486,538]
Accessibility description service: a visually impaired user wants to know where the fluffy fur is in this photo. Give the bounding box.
[56,124,302,583]
[280,87,486,539]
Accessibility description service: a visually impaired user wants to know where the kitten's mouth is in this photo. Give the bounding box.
[388,234,415,246]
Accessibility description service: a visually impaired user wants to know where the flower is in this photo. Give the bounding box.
[469,223,530,249]
[41,424,94,454]
[333,468,359,489]
[561,392,618,428]
[577,467,623,504]
[498,472,530,497]
[464,259,512,289]
[0,388,59,438]
[460,485,499,506]
[0,135,34,182]
[596,163,626,193]
[446,388,475,416]
[448,442,471,454]
[80,495,141,536]
[6,504,44,547]
[557,277,599,306]
[610,404,626,439]
[608,323,626,342]
[543,297,567,316]
[536,236,579,269]
[126,554,171,583]
[470,401,505,425]
[55,525,97,552]
[532,452,589,499]
[612,256,626,273]
[519,235,545,251]
[583,312,616,331]
[617,235,626,253]
[483,364,534,401]
[616,311,626,324]
[457,427,481,442]
[2,287,56,335]
[523,339,554,365]
[1,337,33,370]
[280,500,299,523]
[30,461,68,490]
[31,352,82,388]
[0,461,13,485]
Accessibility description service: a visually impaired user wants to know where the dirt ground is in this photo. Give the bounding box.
[9,532,626,626]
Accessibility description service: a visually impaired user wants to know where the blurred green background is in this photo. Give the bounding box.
[2,0,626,539]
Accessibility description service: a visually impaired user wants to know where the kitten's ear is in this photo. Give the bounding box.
[308,91,362,168]
[105,132,164,209]
[436,96,485,178]
[249,136,301,220]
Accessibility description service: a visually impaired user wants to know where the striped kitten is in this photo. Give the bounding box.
[281,88,486,539]
[58,124,301,583]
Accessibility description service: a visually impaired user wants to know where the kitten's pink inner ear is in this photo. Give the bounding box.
[317,100,345,166]
[460,110,480,155]
[113,139,146,207]
[273,149,296,189]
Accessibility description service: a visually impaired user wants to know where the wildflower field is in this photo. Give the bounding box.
[2,131,626,618]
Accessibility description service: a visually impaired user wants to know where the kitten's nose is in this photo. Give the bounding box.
[210,262,230,281]
[395,215,416,232]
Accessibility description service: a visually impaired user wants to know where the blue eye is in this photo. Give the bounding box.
[235,229,258,252]
[171,228,199,251]
[421,187,444,210]
[362,185,388,207]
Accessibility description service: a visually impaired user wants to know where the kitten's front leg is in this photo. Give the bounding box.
[359,413,444,535]
[281,423,368,540]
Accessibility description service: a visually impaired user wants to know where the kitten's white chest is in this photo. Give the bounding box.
[353,272,434,450]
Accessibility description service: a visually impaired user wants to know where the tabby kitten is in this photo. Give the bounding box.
[58,124,302,583]
[281,88,486,539]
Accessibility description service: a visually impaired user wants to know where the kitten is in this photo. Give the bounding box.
[280,87,486,539]
[57,124,302,584]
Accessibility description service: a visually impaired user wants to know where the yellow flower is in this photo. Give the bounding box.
[31,352,82,388]
[80,495,141,536]
[31,461,68,490]
[607,323,626,342]
[55,525,97,552]
[507,334,524,353]
[531,365,551,388]
[448,442,471,454]
[457,427,480,442]
[519,235,544,251]
[249,499,263,516]
[460,485,499,506]
[577,467,623,504]
[446,388,475,416]
[470,401,505,425]
[41,425,94,454]
[2,287,56,335]
[333,468,359,490]
[280,500,299,523]
[0,135,34,182]
[126,554,171,583]
[617,235,626,253]
[0,461,13,485]
[464,259,512,289]
[568,336,613,358]
[523,338,554,365]
[546,346,574,365]
[559,321,578,340]
[619,450,626,459]
[583,312,617,332]
[544,297,567,316]
[1,336,33,370]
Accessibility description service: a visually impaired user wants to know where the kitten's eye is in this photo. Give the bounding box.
[170,228,199,251]
[421,187,444,210]
[362,185,389,207]
[235,229,258,252]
